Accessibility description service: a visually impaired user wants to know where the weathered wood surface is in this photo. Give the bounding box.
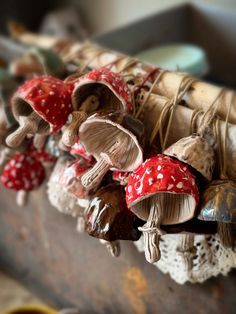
[0,185,236,314]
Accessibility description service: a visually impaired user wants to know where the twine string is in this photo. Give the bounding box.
[159,76,195,151]
[198,88,226,137]
[135,70,167,119]
[218,92,234,179]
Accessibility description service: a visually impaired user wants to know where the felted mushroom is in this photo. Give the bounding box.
[62,68,133,146]
[47,156,89,220]
[6,75,72,149]
[79,112,144,192]
[9,47,65,78]
[59,157,92,201]
[198,180,236,249]
[126,154,199,263]
[0,152,45,206]
[85,184,142,242]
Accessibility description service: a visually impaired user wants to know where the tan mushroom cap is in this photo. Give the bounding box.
[164,135,215,181]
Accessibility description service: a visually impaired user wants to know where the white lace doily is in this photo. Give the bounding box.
[135,234,236,284]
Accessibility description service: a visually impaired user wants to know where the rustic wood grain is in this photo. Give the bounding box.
[0,185,236,314]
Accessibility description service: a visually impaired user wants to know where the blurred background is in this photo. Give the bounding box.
[1,0,236,313]
[0,0,236,36]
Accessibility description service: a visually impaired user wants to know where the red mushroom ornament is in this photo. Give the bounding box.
[70,137,95,165]
[62,68,133,146]
[0,152,45,206]
[59,157,92,200]
[79,112,144,192]
[112,170,130,186]
[126,154,199,263]
[6,75,72,148]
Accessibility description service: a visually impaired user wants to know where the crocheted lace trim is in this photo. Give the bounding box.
[134,234,236,284]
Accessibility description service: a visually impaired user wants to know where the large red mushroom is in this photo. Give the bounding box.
[62,68,133,146]
[126,154,199,263]
[6,75,72,148]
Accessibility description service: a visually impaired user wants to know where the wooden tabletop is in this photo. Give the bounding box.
[0,186,236,314]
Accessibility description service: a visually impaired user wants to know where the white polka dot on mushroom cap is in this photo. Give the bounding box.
[49,91,55,95]
[148,178,154,185]
[176,182,183,189]
[157,173,163,179]
[167,184,174,190]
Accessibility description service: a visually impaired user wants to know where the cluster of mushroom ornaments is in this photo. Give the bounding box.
[1,43,236,285]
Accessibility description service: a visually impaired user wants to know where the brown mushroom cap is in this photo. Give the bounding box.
[164,135,215,181]
[198,180,236,223]
[85,184,142,241]
[79,112,144,172]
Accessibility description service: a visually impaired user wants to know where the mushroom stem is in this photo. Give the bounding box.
[16,190,28,207]
[99,239,121,258]
[81,157,111,191]
[33,134,48,149]
[62,111,87,147]
[81,140,124,191]
[79,95,99,114]
[139,201,164,263]
[176,234,196,271]
[6,111,41,147]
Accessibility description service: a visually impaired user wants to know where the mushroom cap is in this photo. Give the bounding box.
[126,154,199,223]
[11,75,72,133]
[85,184,142,241]
[59,157,91,198]
[79,112,144,172]
[198,180,236,223]
[70,137,95,165]
[47,157,86,217]
[164,135,215,181]
[1,152,45,191]
[72,68,133,112]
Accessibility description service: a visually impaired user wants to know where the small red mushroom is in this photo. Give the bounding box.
[0,152,45,206]
[59,157,92,199]
[28,143,57,168]
[112,170,130,186]
[6,75,72,148]
[126,154,199,263]
[47,156,89,220]
[70,137,95,165]
[62,68,133,146]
